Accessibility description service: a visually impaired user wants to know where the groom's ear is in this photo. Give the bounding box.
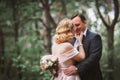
[83,20,87,24]
[84,20,87,26]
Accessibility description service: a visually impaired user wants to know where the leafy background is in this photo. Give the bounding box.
[0,0,120,80]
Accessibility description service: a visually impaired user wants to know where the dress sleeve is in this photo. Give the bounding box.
[59,48,79,63]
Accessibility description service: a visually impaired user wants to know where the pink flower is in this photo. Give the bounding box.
[40,65,45,71]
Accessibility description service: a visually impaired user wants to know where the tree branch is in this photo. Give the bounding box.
[49,0,56,6]
[111,0,119,27]
[38,0,46,8]
[38,18,48,27]
[95,0,109,28]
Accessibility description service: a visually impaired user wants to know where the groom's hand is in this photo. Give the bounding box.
[63,65,77,76]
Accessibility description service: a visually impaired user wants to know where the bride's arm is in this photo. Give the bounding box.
[73,44,85,61]
[73,33,85,62]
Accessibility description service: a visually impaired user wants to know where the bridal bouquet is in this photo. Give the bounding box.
[40,55,58,70]
[40,55,58,76]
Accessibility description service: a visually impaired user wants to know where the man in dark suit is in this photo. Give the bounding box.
[64,13,103,80]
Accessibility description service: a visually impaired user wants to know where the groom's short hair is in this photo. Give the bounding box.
[71,13,86,22]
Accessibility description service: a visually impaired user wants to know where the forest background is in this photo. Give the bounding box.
[0,0,120,80]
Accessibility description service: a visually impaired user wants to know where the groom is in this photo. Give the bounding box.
[64,13,103,80]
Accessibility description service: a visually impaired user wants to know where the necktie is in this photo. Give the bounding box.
[82,35,85,42]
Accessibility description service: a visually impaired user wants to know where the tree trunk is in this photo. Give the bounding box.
[107,27,114,80]
[42,9,52,53]
[95,0,119,80]
[12,0,22,79]
[38,0,57,54]
[0,28,4,76]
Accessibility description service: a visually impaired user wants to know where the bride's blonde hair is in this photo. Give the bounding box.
[54,18,74,44]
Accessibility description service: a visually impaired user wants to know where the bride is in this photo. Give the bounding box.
[51,18,85,80]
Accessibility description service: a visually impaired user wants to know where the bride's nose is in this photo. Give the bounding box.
[73,26,76,31]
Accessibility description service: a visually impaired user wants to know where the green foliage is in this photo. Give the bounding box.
[0,1,12,28]
[100,25,120,80]
[11,54,41,80]
[101,48,120,80]
[0,0,120,80]
[39,70,52,80]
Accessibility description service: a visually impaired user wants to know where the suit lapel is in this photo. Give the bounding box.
[69,37,76,46]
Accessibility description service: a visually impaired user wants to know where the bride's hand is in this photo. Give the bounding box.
[76,32,83,44]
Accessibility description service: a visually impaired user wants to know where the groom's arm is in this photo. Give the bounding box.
[76,34,102,76]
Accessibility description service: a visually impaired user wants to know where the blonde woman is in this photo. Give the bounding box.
[51,18,85,80]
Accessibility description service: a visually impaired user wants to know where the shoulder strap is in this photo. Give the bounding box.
[58,48,79,63]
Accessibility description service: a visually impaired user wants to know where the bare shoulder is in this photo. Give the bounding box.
[63,42,73,49]
[60,42,73,54]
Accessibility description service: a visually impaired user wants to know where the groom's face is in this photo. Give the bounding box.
[72,16,86,35]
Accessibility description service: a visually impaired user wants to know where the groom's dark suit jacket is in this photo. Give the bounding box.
[71,29,103,80]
